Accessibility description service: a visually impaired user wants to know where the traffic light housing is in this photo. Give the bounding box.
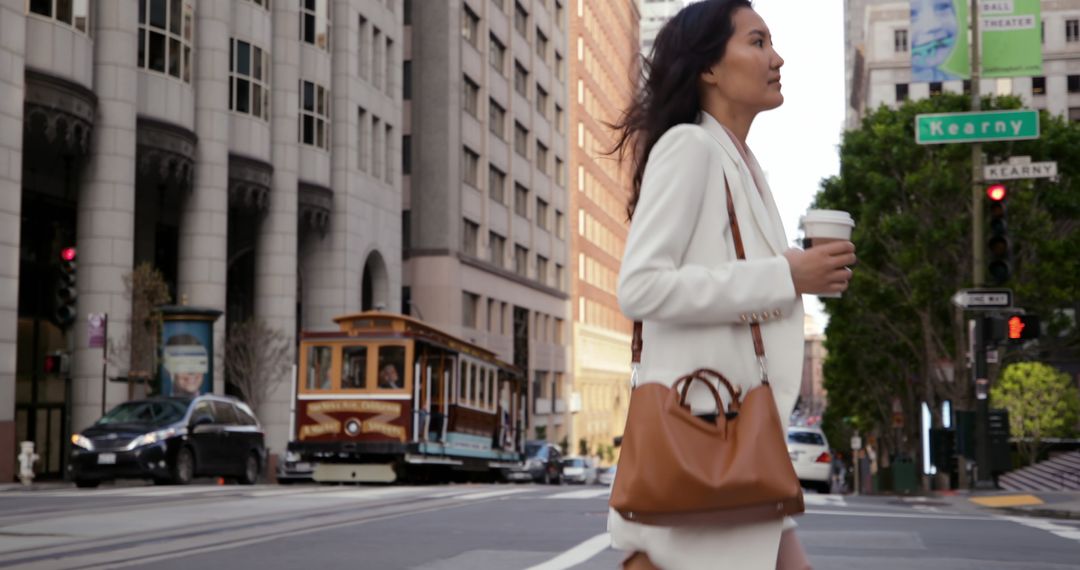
[54,247,77,328]
[986,185,1010,285]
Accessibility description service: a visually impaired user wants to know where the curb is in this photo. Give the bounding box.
[997,506,1080,521]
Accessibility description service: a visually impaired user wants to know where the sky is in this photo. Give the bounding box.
[745,0,847,334]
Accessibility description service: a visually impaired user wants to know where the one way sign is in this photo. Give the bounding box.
[951,288,1013,310]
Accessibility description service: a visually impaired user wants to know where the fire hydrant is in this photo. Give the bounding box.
[18,441,39,486]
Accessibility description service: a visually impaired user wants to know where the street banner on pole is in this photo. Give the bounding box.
[980,0,1042,78]
[88,313,106,348]
[911,0,970,81]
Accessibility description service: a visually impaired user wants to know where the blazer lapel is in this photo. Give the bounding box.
[697,113,787,256]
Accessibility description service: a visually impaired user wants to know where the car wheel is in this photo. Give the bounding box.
[541,470,551,485]
[816,482,831,495]
[172,447,194,485]
[152,477,173,486]
[74,479,99,489]
[238,453,260,485]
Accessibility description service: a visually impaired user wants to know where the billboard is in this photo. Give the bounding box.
[911,0,970,82]
[980,0,1042,78]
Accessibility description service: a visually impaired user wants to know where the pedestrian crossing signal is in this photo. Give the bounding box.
[1007,315,1039,342]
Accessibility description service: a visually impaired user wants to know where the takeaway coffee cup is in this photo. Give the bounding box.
[800,209,855,298]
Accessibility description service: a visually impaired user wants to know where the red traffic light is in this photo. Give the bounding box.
[1007,316,1025,340]
[987,184,1007,201]
[60,247,77,261]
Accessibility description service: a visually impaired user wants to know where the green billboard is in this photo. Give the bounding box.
[981,0,1043,78]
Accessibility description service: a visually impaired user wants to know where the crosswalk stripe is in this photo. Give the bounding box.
[803,494,846,507]
[998,515,1080,544]
[547,489,610,499]
[453,489,532,500]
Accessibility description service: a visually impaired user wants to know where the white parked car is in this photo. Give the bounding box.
[597,464,617,486]
[561,456,597,484]
[787,426,832,494]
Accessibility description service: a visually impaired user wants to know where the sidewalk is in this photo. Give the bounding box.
[937,489,1080,520]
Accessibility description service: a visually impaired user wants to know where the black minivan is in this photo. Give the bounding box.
[68,395,266,488]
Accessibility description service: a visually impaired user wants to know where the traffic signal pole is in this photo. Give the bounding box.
[969,0,995,488]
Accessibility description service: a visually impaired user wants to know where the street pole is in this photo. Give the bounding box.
[100,314,108,416]
[969,0,994,490]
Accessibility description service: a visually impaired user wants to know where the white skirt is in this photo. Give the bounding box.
[608,510,796,569]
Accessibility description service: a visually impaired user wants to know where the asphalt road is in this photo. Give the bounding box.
[1,482,1078,569]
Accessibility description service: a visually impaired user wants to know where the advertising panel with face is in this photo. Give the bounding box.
[162,333,209,397]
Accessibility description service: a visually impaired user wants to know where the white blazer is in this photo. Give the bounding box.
[608,112,806,569]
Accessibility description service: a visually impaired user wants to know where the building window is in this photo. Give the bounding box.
[555,264,564,291]
[555,157,565,186]
[403,61,412,99]
[462,219,479,256]
[373,28,384,90]
[385,124,394,183]
[555,52,564,81]
[1069,107,1080,123]
[514,60,529,97]
[514,184,529,218]
[299,80,330,149]
[963,79,971,95]
[1068,19,1080,43]
[28,0,91,34]
[464,75,480,117]
[300,0,331,50]
[137,0,194,82]
[372,117,382,178]
[514,2,529,37]
[555,210,564,239]
[463,292,479,328]
[536,198,549,230]
[489,166,506,204]
[404,0,412,25]
[894,29,908,53]
[536,141,548,174]
[385,38,395,95]
[895,83,909,102]
[555,0,564,30]
[358,108,369,171]
[489,99,506,138]
[537,255,549,285]
[359,16,369,79]
[462,146,480,187]
[489,232,506,267]
[1070,75,1080,94]
[536,85,548,116]
[463,4,480,48]
[929,81,942,96]
[514,122,529,156]
[402,134,411,175]
[514,245,528,277]
[1033,76,1046,95]
[229,39,270,120]
[490,34,507,75]
[536,28,548,61]
[555,104,564,133]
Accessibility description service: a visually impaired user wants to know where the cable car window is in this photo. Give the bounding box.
[377,345,405,389]
[307,345,333,390]
[342,345,368,389]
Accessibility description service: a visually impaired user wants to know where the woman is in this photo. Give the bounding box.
[610,1,855,568]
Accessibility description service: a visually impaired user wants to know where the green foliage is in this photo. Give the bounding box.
[991,362,1080,465]
[816,94,1080,458]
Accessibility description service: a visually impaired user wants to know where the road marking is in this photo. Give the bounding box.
[453,489,532,500]
[998,515,1080,544]
[524,532,611,570]
[806,509,990,521]
[971,494,1044,508]
[803,494,846,507]
[548,488,610,499]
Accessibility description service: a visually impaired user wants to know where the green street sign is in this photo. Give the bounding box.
[915,110,1039,145]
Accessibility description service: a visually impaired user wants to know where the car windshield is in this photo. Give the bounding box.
[525,443,547,459]
[564,458,585,467]
[787,431,826,445]
[96,401,188,427]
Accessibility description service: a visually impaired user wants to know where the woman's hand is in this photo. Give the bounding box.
[783,241,856,296]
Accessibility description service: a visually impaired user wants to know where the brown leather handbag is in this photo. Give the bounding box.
[609,177,804,526]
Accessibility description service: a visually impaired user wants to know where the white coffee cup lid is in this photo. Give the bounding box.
[803,209,854,227]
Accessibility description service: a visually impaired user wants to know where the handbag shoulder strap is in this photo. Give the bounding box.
[630,174,770,384]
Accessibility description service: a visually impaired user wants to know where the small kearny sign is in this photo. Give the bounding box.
[984,158,1057,181]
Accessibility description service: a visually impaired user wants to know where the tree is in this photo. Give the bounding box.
[816,94,1080,462]
[225,318,291,412]
[991,362,1080,466]
[107,263,171,391]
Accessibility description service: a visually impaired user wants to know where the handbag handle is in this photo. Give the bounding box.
[630,173,770,385]
[674,369,742,417]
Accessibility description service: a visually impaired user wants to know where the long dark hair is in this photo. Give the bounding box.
[611,0,752,220]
